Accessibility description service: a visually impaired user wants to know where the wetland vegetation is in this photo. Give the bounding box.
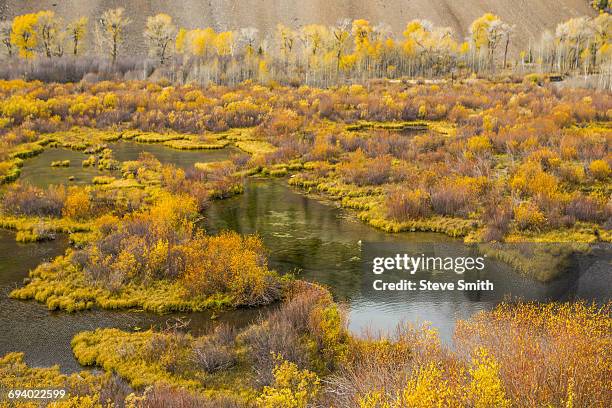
[0,5,610,407]
[0,77,608,407]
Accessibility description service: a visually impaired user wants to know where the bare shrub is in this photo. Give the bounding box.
[385,188,432,221]
[211,323,238,346]
[229,152,251,168]
[455,302,611,408]
[146,332,193,375]
[482,199,513,242]
[97,374,132,408]
[565,195,605,222]
[1,183,65,217]
[191,336,236,373]
[338,150,392,186]
[0,57,144,83]
[323,322,450,407]
[430,185,474,217]
[242,283,328,385]
[241,316,307,386]
[135,384,242,408]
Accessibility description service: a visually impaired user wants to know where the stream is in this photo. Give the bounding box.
[2,146,608,372]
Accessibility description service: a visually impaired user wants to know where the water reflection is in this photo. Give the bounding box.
[109,141,238,169]
[2,176,608,371]
[206,179,610,342]
[19,148,102,187]
[19,143,238,188]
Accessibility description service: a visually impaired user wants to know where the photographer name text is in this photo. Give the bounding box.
[372,279,494,291]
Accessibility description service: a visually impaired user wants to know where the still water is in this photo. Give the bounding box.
[205,179,610,341]
[19,143,237,187]
[109,141,238,169]
[19,148,103,187]
[4,148,609,372]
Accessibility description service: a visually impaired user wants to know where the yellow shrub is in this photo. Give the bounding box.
[418,104,427,119]
[589,159,610,180]
[467,135,493,155]
[257,359,320,408]
[308,303,349,369]
[180,231,274,305]
[510,161,558,199]
[102,92,118,109]
[62,188,91,220]
[469,348,510,408]
[558,162,585,184]
[397,363,456,407]
[514,201,546,231]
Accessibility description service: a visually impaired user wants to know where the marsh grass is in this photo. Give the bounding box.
[235,140,277,155]
[9,254,236,313]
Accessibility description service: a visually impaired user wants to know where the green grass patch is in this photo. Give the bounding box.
[92,175,116,184]
[9,142,45,159]
[50,160,70,167]
[0,214,92,237]
[0,159,22,184]
[0,352,108,404]
[477,242,589,282]
[164,138,229,150]
[235,140,277,155]
[194,160,233,171]
[220,128,257,141]
[133,132,186,143]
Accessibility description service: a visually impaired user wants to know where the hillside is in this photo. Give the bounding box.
[0,0,597,55]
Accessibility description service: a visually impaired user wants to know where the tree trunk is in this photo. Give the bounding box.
[503,35,510,69]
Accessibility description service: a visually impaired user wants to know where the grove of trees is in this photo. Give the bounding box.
[0,9,610,86]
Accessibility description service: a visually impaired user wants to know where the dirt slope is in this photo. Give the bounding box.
[0,0,596,54]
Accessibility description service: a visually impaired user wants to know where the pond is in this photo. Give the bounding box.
[109,141,239,170]
[18,148,104,188]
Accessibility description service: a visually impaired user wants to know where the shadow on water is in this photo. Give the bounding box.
[205,179,610,343]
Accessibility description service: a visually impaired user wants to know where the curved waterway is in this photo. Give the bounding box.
[0,230,268,373]
[4,146,609,372]
[205,179,610,341]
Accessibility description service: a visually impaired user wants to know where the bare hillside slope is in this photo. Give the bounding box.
[0,0,596,54]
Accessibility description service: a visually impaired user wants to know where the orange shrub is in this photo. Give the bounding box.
[181,231,279,306]
[510,161,559,199]
[455,302,611,408]
[430,176,484,217]
[337,149,392,186]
